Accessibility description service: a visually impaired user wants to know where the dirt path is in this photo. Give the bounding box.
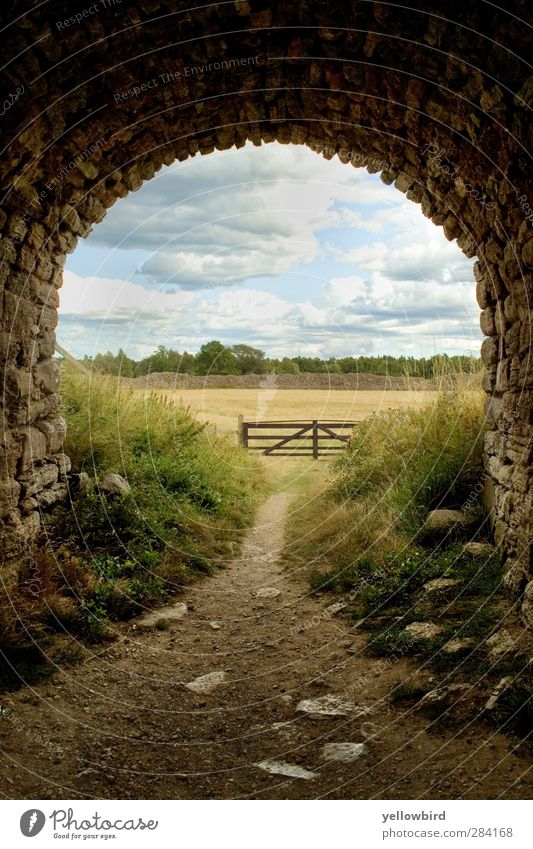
[1,492,531,800]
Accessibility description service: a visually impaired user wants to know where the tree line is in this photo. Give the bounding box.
[79,342,481,379]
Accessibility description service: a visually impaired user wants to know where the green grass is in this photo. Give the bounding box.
[61,363,262,524]
[331,383,487,532]
[58,363,263,554]
[0,365,265,686]
[284,381,488,581]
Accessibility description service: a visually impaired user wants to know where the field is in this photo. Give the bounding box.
[147,388,440,436]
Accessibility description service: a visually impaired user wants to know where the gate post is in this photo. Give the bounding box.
[237,414,244,447]
[312,420,319,459]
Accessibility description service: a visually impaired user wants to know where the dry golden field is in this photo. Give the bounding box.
[146,388,439,435]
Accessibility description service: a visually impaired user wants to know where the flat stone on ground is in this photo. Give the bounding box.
[296,694,368,718]
[184,670,226,694]
[485,676,514,711]
[256,759,317,780]
[419,509,477,542]
[423,578,462,594]
[325,600,347,615]
[99,473,131,497]
[321,742,366,763]
[463,541,496,558]
[136,603,187,628]
[485,629,517,660]
[443,637,477,654]
[417,683,471,712]
[424,509,470,530]
[255,587,281,598]
[404,622,444,640]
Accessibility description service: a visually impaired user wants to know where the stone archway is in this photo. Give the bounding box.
[0,2,531,618]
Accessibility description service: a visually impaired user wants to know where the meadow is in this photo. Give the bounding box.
[144,387,440,435]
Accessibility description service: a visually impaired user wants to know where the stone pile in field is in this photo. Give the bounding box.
[119,372,440,391]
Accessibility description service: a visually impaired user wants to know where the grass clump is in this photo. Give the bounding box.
[284,381,487,581]
[58,363,263,562]
[331,383,487,533]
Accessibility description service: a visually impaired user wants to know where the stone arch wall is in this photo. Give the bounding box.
[0,2,531,616]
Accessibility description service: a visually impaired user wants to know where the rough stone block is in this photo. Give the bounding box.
[35,481,68,509]
[480,307,497,336]
[19,462,58,497]
[521,581,533,628]
[20,496,38,515]
[504,322,520,355]
[33,357,60,393]
[480,336,498,367]
[487,457,514,486]
[503,295,518,323]
[53,453,72,480]
[493,517,508,548]
[23,393,61,425]
[21,509,41,537]
[482,369,496,393]
[35,416,67,453]
[495,358,509,392]
[484,395,503,425]
[0,480,21,518]
[502,558,527,595]
[60,204,83,234]
[19,426,47,471]
[5,365,33,400]
[394,172,413,193]
[0,429,23,479]
[29,277,60,309]
[521,237,533,269]
[37,332,57,360]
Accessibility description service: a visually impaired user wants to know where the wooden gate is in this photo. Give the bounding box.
[238,418,356,457]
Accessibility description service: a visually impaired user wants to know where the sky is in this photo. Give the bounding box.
[59,142,481,361]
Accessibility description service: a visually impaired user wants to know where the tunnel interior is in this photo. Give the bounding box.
[0,2,531,619]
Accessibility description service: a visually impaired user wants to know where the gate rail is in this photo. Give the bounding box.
[238,418,356,457]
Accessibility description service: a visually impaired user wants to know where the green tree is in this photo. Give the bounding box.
[195,340,238,375]
[326,357,341,374]
[292,356,328,373]
[179,351,196,373]
[90,349,137,377]
[230,344,267,374]
[278,357,300,374]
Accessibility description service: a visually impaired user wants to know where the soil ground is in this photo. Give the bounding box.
[1,483,531,800]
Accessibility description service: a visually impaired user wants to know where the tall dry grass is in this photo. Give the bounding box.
[284,374,488,584]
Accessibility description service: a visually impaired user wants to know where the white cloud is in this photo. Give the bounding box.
[60,270,194,320]
[86,143,398,289]
[59,269,480,361]
[60,143,481,359]
[323,276,368,306]
[195,289,294,329]
[334,203,474,286]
